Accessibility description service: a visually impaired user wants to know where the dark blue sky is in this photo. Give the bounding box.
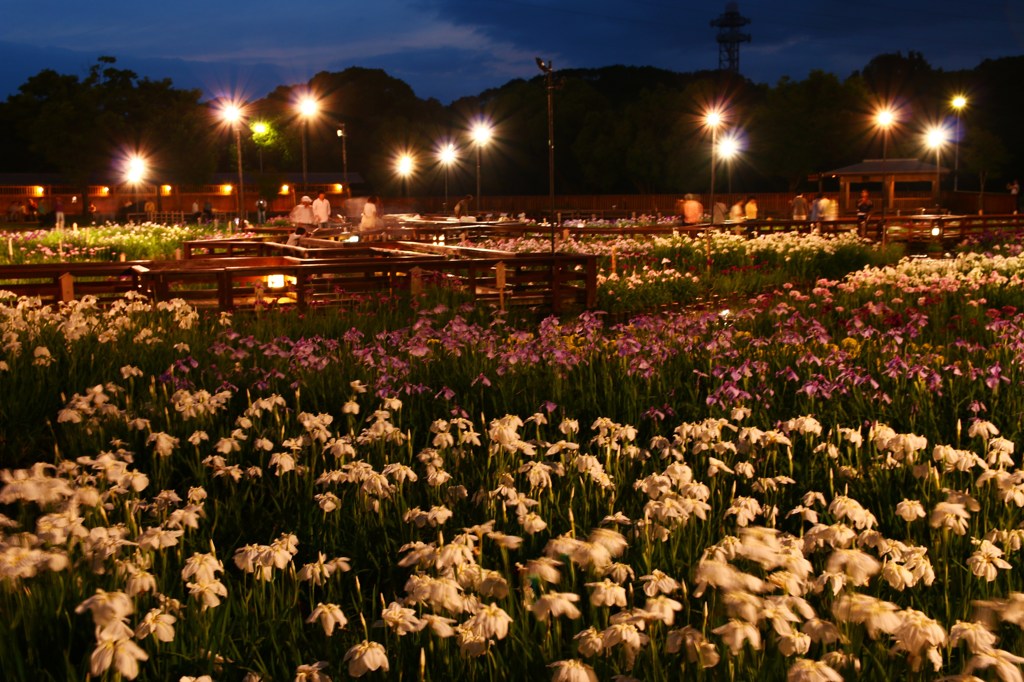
[1,0,1022,103]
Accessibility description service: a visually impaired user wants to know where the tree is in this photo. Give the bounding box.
[961,127,1009,210]
[4,57,216,200]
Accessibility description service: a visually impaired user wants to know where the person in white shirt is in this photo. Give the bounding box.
[286,226,306,246]
[289,196,316,228]
[312,192,331,229]
[360,195,379,234]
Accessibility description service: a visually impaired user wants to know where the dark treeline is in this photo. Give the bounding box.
[0,52,1021,199]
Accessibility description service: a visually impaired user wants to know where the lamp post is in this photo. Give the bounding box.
[336,124,349,197]
[396,153,414,198]
[704,109,723,225]
[438,143,456,214]
[252,121,268,174]
[125,155,147,222]
[471,121,493,216]
[718,133,740,196]
[298,96,319,193]
[951,95,967,192]
[875,107,896,221]
[926,126,947,207]
[222,103,246,228]
[536,58,556,222]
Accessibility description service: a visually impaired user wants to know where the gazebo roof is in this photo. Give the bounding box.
[827,158,948,176]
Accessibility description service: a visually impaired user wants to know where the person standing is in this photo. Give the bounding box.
[856,189,874,236]
[256,198,268,225]
[791,193,808,221]
[729,198,745,222]
[312,192,331,229]
[360,195,379,234]
[681,193,704,225]
[289,195,316,229]
[1009,179,1020,214]
[54,198,65,230]
[743,196,758,220]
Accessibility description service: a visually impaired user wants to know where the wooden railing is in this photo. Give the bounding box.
[132,253,596,313]
[0,261,147,303]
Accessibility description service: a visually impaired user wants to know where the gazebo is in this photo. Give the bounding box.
[824,158,949,214]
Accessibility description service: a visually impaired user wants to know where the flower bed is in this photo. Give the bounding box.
[0,223,246,264]
[2,248,1024,680]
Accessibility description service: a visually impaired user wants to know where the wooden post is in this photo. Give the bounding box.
[584,256,597,308]
[550,260,563,314]
[294,269,307,309]
[410,266,423,297]
[217,270,233,310]
[495,261,506,312]
[58,273,74,303]
[611,246,617,276]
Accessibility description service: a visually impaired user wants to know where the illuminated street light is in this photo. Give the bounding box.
[471,121,493,215]
[438,142,457,213]
[926,126,947,206]
[704,109,724,225]
[951,94,967,192]
[874,106,898,220]
[124,155,147,222]
[251,121,269,174]
[717,133,741,195]
[222,102,246,228]
[396,152,415,197]
[298,95,319,192]
[125,156,146,185]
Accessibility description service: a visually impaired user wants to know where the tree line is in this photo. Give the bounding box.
[0,52,1020,200]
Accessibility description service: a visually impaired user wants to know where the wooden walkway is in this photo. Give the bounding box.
[0,242,597,314]
[3,213,1024,313]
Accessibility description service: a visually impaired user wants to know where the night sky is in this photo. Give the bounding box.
[1,0,1022,103]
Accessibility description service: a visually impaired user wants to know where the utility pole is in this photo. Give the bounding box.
[336,124,349,198]
[537,57,557,252]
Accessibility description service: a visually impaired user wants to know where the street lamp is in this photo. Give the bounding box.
[251,121,269,174]
[395,152,415,198]
[222,103,246,228]
[875,106,897,220]
[536,58,556,223]
[926,126,947,207]
[336,124,349,197]
[704,109,724,225]
[298,96,319,192]
[951,95,967,192]
[471,120,493,215]
[437,142,457,213]
[718,133,741,196]
[124,155,147,223]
